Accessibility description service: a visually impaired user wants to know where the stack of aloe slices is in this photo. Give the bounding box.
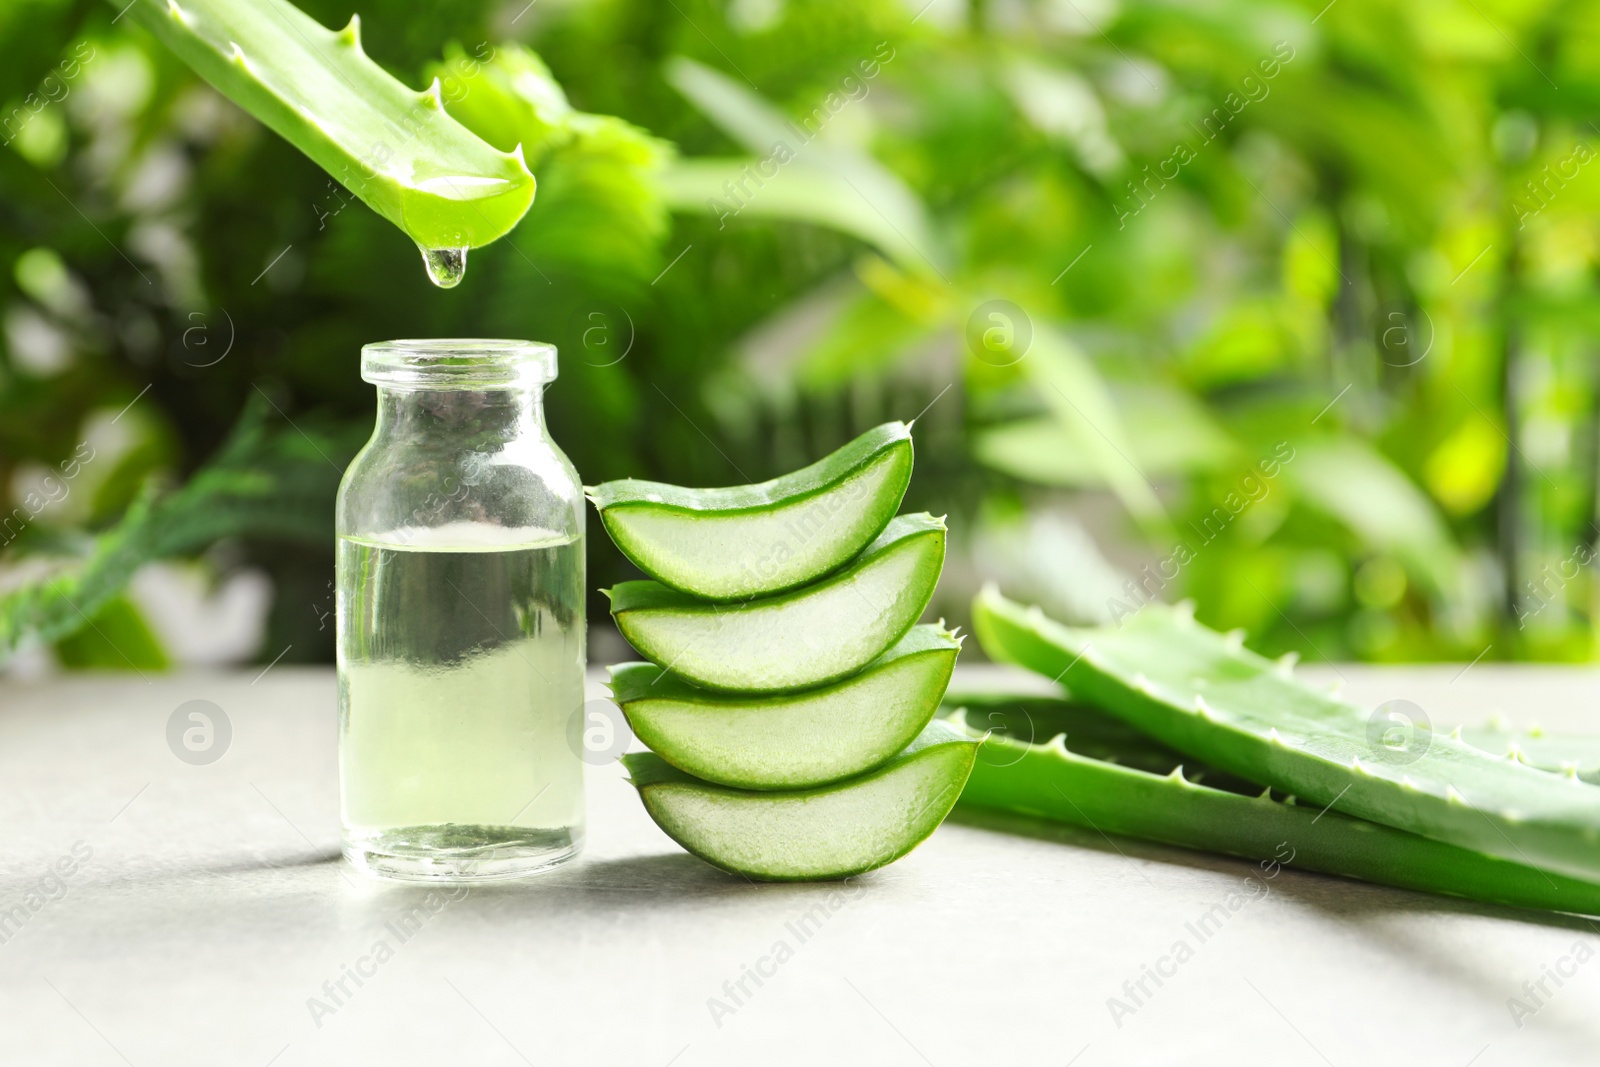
[959,588,1600,915]
[592,423,977,881]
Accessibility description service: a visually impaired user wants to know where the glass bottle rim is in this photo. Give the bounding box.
[360,338,558,389]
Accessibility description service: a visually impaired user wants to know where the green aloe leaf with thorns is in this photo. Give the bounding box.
[972,587,1600,884]
[117,0,535,279]
[947,702,1600,916]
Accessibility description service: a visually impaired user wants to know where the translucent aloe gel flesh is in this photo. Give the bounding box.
[337,339,586,880]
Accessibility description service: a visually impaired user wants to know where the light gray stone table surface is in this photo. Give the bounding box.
[2,663,1599,1067]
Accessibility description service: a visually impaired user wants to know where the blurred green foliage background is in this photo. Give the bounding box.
[2,0,1597,672]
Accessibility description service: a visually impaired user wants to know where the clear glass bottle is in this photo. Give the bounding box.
[336,338,586,880]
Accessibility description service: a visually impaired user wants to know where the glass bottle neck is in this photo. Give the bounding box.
[372,386,548,446]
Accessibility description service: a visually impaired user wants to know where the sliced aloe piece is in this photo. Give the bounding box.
[610,625,961,790]
[122,0,534,254]
[948,709,1600,916]
[606,513,945,692]
[623,721,978,881]
[589,422,912,600]
[973,588,1600,884]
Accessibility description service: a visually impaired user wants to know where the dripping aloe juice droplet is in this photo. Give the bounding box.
[419,245,468,288]
[336,339,586,880]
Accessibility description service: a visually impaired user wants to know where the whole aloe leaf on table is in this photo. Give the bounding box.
[946,700,1600,915]
[116,0,535,252]
[972,587,1600,884]
[1462,725,1600,785]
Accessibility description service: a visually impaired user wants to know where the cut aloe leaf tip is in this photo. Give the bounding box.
[623,720,978,882]
[121,0,535,255]
[610,624,961,790]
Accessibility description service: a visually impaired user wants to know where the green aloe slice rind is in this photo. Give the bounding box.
[623,720,978,881]
[122,0,535,250]
[588,422,913,600]
[972,586,1600,884]
[606,513,946,692]
[947,708,1600,916]
[609,624,961,789]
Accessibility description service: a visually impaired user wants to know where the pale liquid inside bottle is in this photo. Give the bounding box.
[337,522,585,879]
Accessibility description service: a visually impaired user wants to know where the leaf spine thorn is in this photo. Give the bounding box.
[1448,725,1462,740]
[1223,628,1246,651]
[338,13,362,47]
[1274,651,1299,677]
[1195,695,1216,720]
[166,0,189,22]
[1174,599,1197,622]
[1046,732,1070,754]
[1166,765,1187,784]
[1446,785,1467,805]
[422,77,445,109]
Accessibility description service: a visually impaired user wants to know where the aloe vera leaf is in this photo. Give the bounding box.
[623,720,978,881]
[948,710,1600,916]
[120,0,534,251]
[948,693,1264,795]
[606,513,945,692]
[972,588,1600,883]
[1462,726,1600,785]
[431,44,673,284]
[610,625,960,790]
[589,422,913,600]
